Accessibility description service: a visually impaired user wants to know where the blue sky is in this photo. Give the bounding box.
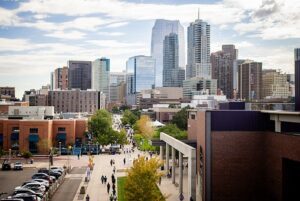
[0,0,299,98]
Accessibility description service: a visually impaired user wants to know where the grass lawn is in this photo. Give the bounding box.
[117,176,165,201]
[117,177,126,201]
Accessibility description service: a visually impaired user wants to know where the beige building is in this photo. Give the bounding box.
[48,89,102,113]
[53,67,68,90]
[183,77,217,99]
[262,69,291,99]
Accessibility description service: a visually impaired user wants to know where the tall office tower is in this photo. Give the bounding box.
[187,18,211,79]
[50,72,54,90]
[151,19,185,87]
[262,69,291,99]
[92,58,110,100]
[163,33,185,87]
[110,71,126,104]
[110,71,126,85]
[238,60,262,100]
[68,60,92,90]
[211,45,238,98]
[126,55,155,105]
[295,48,300,111]
[53,66,68,90]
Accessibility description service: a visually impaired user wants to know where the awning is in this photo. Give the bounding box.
[11,132,19,141]
[0,134,3,142]
[56,133,66,141]
[29,134,39,142]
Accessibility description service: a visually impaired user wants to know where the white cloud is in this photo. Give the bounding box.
[98,32,125,36]
[87,40,144,48]
[106,22,129,28]
[45,30,86,39]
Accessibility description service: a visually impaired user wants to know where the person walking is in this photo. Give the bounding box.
[123,157,126,165]
[113,166,116,174]
[77,153,80,160]
[109,194,114,201]
[107,182,111,194]
[101,175,104,184]
[104,175,107,183]
[110,159,113,166]
[85,194,90,201]
[112,183,116,191]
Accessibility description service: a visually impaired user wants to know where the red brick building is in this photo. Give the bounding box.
[188,110,300,201]
[0,119,87,154]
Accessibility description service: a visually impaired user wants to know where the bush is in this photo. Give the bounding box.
[154,124,187,140]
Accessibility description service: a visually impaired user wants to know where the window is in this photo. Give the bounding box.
[58,127,66,132]
[191,114,196,119]
[30,128,38,133]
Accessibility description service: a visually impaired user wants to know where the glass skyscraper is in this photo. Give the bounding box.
[151,19,185,87]
[163,33,185,87]
[92,57,110,100]
[68,60,92,90]
[126,55,155,105]
[187,19,211,79]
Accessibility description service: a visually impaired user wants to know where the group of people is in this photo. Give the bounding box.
[106,173,117,200]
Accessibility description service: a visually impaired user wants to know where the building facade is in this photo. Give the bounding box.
[48,89,101,113]
[110,71,126,85]
[0,87,15,99]
[163,33,185,87]
[262,69,291,99]
[183,77,217,99]
[92,58,110,100]
[126,55,156,105]
[68,60,92,90]
[295,48,300,111]
[187,18,211,79]
[211,45,238,98]
[53,66,68,90]
[0,118,87,154]
[238,60,262,100]
[151,19,185,87]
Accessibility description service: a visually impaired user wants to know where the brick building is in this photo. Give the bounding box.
[0,119,87,154]
[187,109,300,201]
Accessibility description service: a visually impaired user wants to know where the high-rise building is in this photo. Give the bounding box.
[109,71,126,104]
[183,77,217,99]
[68,61,92,90]
[52,66,68,90]
[110,71,126,85]
[187,18,211,79]
[92,58,110,100]
[151,19,185,87]
[295,48,300,111]
[126,55,155,105]
[238,60,262,100]
[262,69,291,99]
[211,45,238,98]
[163,33,185,87]
[48,89,102,113]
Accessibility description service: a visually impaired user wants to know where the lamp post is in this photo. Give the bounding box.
[59,142,62,156]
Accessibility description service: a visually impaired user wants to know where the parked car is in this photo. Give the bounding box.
[2,160,12,171]
[13,162,23,170]
[37,168,49,175]
[11,193,41,201]
[13,188,43,199]
[15,183,46,193]
[50,167,64,174]
[1,198,24,201]
[31,173,55,184]
[49,170,61,179]
[30,179,49,190]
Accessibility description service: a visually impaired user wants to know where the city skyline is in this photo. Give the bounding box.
[0,0,299,98]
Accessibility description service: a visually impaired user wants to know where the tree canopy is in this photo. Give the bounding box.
[154,124,187,140]
[89,109,126,145]
[171,106,191,130]
[135,115,154,139]
[124,156,165,201]
[121,109,138,126]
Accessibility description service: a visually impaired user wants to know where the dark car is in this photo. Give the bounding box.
[49,170,61,179]
[32,173,53,183]
[11,194,40,201]
[2,160,12,171]
[13,188,43,199]
[37,168,49,175]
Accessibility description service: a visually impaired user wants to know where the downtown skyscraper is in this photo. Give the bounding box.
[92,57,110,100]
[186,18,211,79]
[151,19,185,87]
[68,60,92,90]
[163,33,185,87]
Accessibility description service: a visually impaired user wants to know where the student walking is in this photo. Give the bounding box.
[123,157,126,165]
[107,182,111,194]
[101,175,104,184]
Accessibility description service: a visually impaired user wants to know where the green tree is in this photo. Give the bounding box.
[112,106,119,114]
[171,106,190,130]
[124,156,165,201]
[121,110,138,126]
[154,124,187,140]
[22,151,32,163]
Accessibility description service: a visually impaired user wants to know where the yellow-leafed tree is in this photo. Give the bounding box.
[136,115,154,139]
[124,156,165,201]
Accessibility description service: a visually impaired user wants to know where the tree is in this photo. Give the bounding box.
[171,106,191,130]
[121,110,138,126]
[125,156,165,201]
[22,151,32,163]
[154,124,187,140]
[111,106,119,114]
[135,115,154,139]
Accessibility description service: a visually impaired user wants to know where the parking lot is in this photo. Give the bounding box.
[0,167,37,196]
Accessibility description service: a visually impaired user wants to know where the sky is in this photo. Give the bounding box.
[0,0,299,98]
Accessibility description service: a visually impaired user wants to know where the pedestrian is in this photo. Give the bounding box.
[101,175,104,184]
[159,176,161,185]
[113,194,117,201]
[77,153,80,160]
[110,159,113,166]
[85,194,90,201]
[123,157,126,165]
[112,183,116,191]
[112,189,116,196]
[113,166,116,174]
[107,182,111,194]
[169,167,172,176]
[109,194,114,201]
[104,176,107,183]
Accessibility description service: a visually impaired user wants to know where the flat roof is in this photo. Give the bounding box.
[261,110,300,115]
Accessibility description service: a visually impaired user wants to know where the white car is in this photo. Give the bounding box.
[13,162,23,170]
[16,183,46,193]
[31,179,50,189]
